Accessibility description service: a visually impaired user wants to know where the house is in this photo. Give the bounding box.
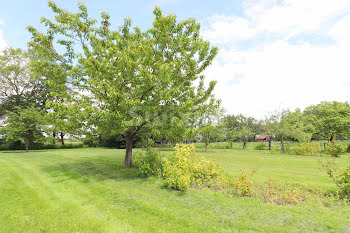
[256,135,268,142]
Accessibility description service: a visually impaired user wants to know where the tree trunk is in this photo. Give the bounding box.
[25,138,29,152]
[230,141,233,149]
[281,136,285,153]
[124,131,133,167]
[268,139,272,151]
[329,135,333,142]
[60,132,64,146]
[243,141,247,149]
[53,132,56,145]
[205,140,208,152]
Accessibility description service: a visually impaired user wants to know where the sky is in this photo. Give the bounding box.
[1,0,350,118]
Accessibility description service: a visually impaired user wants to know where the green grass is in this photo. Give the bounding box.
[0,148,349,233]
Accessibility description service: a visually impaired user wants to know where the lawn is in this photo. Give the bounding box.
[0,148,349,233]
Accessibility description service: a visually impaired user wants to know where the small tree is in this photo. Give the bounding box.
[238,126,254,149]
[196,99,222,152]
[222,115,239,148]
[1,106,46,151]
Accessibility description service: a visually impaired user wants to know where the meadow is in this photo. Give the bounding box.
[0,147,349,233]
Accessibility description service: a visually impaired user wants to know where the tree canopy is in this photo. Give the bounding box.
[27,1,218,165]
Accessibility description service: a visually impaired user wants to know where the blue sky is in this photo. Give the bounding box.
[1,0,350,118]
[0,0,244,49]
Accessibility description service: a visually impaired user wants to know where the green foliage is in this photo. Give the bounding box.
[286,142,321,156]
[27,1,218,165]
[190,156,224,189]
[255,143,268,150]
[321,159,350,200]
[304,101,350,140]
[162,144,193,191]
[0,106,47,151]
[161,144,224,191]
[0,48,48,117]
[134,149,161,177]
[232,170,255,196]
[325,142,346,157]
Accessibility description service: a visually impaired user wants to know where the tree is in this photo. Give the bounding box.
[0,106,46,152]
[266,110,290,153]
[0,48,48,116]
[196,99,222,152]
[304,101,350,141]
[222,115,239,148]
[238,126,254,149]
[27,2,218,166]
[266,109,312,153]
[223,114,259,149]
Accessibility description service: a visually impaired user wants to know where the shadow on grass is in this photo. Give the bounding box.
[0,150,49,154]
[42,157,141,183]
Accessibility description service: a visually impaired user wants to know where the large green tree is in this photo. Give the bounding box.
[27,2,218,166]
[304,101,350,141]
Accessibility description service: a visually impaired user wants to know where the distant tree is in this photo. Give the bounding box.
[266,109,312,153]
[28,2,218,166]
[0,48,48,116]
[304,101,350,141]
[238,126,254,149]
[196,99,222,152]
[0,106,46,152]
[222,115,239,148]
[223,114,259,149]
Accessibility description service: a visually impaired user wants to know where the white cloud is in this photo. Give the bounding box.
[0,17,7,51]
[202,0,350,118]
[202,16,256,43]
[0,30,8,51]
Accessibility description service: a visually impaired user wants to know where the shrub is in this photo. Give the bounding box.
[321,159,350,200]
[161,144,225,191]
[255,143,268,150]
[162,144,193,191]
[191,156,224,189]
[294,142,320,156]
[233,170,254,196]
[260,178,304,205]
[325,142,346,157]
[134,149,161,177]
[228,167,259,197]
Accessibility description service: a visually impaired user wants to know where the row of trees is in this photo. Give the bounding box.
[1,1,350,165]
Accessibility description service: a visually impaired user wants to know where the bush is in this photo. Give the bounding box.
[294,142,320,156]
[285,142,320,156]
[325,142,346,157]
[232,170,254,196]
[134,149,161,177]
[191,156,224,189]
[321,159,350,200]
[162,144,193,191]
[255,143,268,150]
[161,144,224,191]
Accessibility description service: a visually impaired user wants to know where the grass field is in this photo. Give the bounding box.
[0,148,349,232]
